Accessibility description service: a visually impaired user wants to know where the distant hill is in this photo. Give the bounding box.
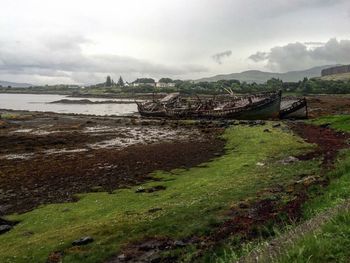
[321,65,350,76]
[0,80,32,88]
[320,72,350,81]
[195,65,339,83]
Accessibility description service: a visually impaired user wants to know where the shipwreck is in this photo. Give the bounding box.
[136,90,307,120]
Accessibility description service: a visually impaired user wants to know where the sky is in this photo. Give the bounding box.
[1,0,350,85]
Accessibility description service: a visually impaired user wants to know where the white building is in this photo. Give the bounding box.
[156,82,176,88]
[132,82,156,87]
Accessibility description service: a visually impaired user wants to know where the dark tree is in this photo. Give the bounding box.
[106,76,112,87]
[159,78,173,83]
[117,76,124,87]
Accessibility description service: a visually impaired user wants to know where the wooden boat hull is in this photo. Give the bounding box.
[280,98,308,119]
[138,91,282,120]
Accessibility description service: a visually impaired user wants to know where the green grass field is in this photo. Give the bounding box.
[310,115,350,132]
[0,123,317,263]
[274,115,350,263]
[277,149,350,263]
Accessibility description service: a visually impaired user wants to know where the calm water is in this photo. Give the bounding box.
[0,93,138,116]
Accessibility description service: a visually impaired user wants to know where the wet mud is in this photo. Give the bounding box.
[0,111,225,215]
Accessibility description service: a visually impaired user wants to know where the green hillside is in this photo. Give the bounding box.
[195,65,337,83]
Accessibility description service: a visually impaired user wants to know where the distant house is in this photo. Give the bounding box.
[156,78,176,88]
[132,78,156,87]
[156,82,176,88]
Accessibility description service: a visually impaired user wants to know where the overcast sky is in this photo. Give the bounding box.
[1,0,350,85]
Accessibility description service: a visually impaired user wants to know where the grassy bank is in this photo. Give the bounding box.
[267,115,350,263]
[0,123,317,263]
[310,114,350,132]
[277,148,350,263]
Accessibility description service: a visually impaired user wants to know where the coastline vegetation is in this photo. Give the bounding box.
[1,77,350,97]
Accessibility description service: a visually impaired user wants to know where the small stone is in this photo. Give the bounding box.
[239,202,249,209]
[0,225,12,234]
[263,129,271,133]
[117,254,126,260]
[256,120,266,125]
[279,156,299,165]
[320,123,331,128]
[72,236,94,246]
[148,208,162,213]
[297,176,317,187]
[174,240,186,247]
[272,123,281,128]
[135,187,146,193]
[256,162,265,166]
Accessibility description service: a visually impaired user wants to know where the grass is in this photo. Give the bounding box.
[277,149,350,263]
[214,115,350,263]
[0,113,33,120]
[273,115,350,262]
[0,123,317,263]
[310,114,350,132]
[280,212,350,263]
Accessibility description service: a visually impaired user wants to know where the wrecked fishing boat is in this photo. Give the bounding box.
[137,91,283,120]
[280,97,308,119]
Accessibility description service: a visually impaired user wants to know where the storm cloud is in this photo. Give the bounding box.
[249,38,350,72]
[0,35,207,84]
[212,50,232,64]
[1,0,350,84]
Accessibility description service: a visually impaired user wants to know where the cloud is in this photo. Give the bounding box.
[212,50,232,64]
[304,41,325,45]
[0,35,207,85]
[248,52,269,62]
[249,38,350,71]
[247,0,348,18]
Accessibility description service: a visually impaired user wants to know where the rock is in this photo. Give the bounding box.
[285,184,295,193]
[0,205,11,215]
[239,120,248,125]
[136,185,166,193]
[22,231,34,237]
[297,176,317,187]
[0,225,12,234]
[256,162,265,166]
[135,187,146,193]
[0,120,8,129]
[174,240,186,247]
[90,186,104,192]
[320,123,331,128]
[272,123,281,128]
[256,120,266,125]
[148,208,163,213]
[238,202,249,209]
[117,254,126,260]
[72,236,94,246]
[263,129,271,133]
[278,156,299,165]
